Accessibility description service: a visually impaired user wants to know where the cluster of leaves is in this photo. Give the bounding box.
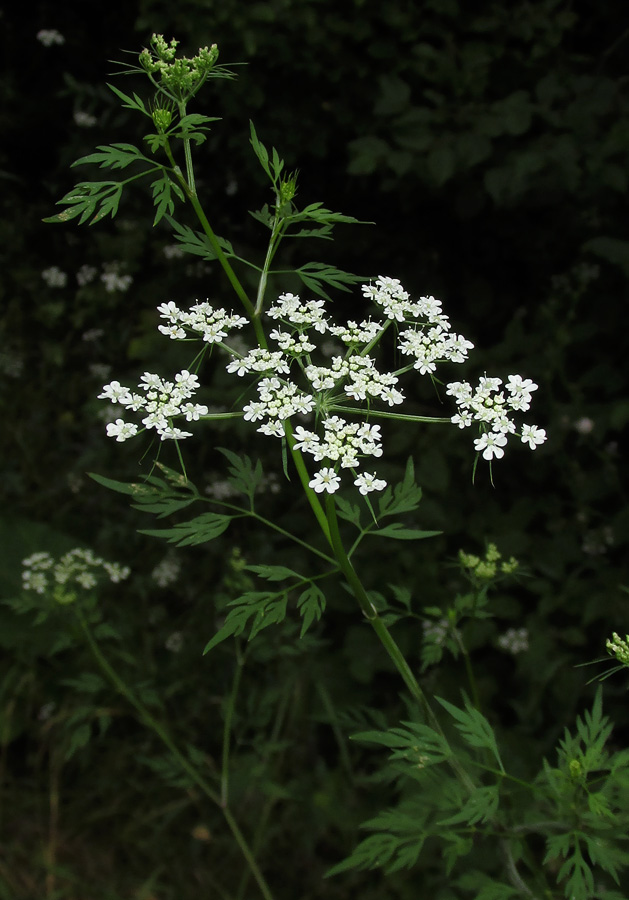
[332,690,629,899]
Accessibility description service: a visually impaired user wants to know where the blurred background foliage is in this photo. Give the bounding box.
[1,0,628,896]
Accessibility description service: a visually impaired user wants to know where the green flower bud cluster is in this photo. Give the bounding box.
[151,106,173,132]
[139,33,220,102]
[606,632,629,667]
[458,543,519,582]
[279,172,299,205]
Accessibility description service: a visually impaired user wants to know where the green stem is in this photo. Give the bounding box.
[161,136,266,347]
[329,405,451,424]
[221,646,245,807]
[208,499,336,565]
[452,628,482,712]
[77,611,275,900]
[177,101,196,194]
[283,421,331,544]
[322,494,476,792]
[255,202,283,316]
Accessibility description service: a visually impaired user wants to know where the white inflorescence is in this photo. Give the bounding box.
[22,549,130,596]
[97,276,546,493]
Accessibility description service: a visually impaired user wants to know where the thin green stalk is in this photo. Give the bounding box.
[235,680,294,900]
[329,405,451,424]
[161,137,266,345]
[221,646,245,807]
[283,420,331,544]
[322,494,476,792]
[77,611,275,900]
[255,203,283,315]
[177,100,196,194]
[452,628,482,712]
[201,497,336,565]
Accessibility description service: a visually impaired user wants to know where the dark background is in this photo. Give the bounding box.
[1,0,628,896]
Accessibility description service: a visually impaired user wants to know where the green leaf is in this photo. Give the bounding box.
[438,785,500,826]
[249,121,275,183]
[377,457,423,519]
[352,720,450,767]
[436,696,504,772]
[216,448,263,506]
[295,262,364,299]
[44,181,125,225]
[366,523,440,541]
[139,512,232,546]
[71,143,150,170]
[246,564,302,582]
[334,495,362,528]
[107,83,150,116]
[455,871,520,899]
[297,583,326,637]
[150,173,185,225]
[203,589,288,653]
[89,469,198,518]
[165,216,235,260]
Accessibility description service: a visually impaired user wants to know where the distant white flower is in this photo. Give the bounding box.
[74,110,97,127]
[309,467,341,494]
[101,270,133,293]
[37,29,65,46]
[77,265,98,286]
[165,631,184,653]
[574,417,594,435]
[152,555,181,588]
[497,627,529,654]
[41,266,67,288]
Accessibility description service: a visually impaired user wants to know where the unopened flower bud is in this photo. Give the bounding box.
[152,107,173,131]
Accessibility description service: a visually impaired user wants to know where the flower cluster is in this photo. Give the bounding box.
[41,266,68,288]
[447,375,546,460]
[98,275,546,495]
[606,633,629,667]
[158,300,248,343]
[22,549,129,599]
[99,369,208,441]
[497,627,529,655]
[139,34,222,102]
[36,29,65,47]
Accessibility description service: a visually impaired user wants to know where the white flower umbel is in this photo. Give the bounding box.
[157,299,248,344]
[98,276,545,491]
[448,375,546,461]
[99,369,208,441]
[22,548,130,598]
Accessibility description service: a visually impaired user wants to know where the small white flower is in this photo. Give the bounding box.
[293,426,320,453]
[354,472,387,495]
[474,431,508,460]
[520,424,546,449]
[98,381,132,403]
[106,419,138,442]
[309,467,341,494]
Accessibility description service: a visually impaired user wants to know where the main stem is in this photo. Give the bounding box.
[322,495,475,792]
